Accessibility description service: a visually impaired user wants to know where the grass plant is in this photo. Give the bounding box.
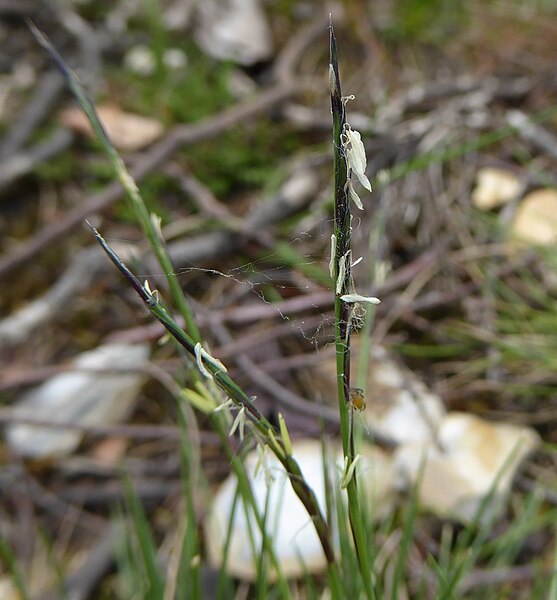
[14,14,557,600]
[329,19,375,599]
[0,536,29,600]
[29,19,342,599]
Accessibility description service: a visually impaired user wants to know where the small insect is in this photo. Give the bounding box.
[349,387,366,411]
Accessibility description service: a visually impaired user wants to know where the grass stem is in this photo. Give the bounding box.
[330,17,375,599]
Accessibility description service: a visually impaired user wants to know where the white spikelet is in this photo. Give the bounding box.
[344,126,371,191]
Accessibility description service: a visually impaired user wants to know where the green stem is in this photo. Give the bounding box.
[330,18,374,600]
[329,19,351,458]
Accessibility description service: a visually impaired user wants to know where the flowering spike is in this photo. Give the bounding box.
[344,126,372,192]
[341,454,362,489]
[278,413,292,455]
[194,342,212,378]
[229,406,246,440]
[347,180,364,210]
[336,252,348,294]
[340,293,380,304]
[329,234,336,277]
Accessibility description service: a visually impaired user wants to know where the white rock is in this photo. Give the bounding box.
[472,168,521,210]
[394,412,540,523]
[363,346,446,446]
[194,0,273,65]
[6,343,149,458]
[205,439,396,580]
[358,444,397,520]
[60,104,164,152]
[163,48,188,71]
[305,342,446,447]
[0,579,19,600]
[124,44,156,76]
[510,188,557,246]
[163,0,195,31]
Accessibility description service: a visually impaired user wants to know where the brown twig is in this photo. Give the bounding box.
[0,71,64,159]
[0,83,304,279]
[0,128,74,189]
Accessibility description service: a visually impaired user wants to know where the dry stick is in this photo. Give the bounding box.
[0,80,303,280]
[0,5,105,183]
[104,248,441,345]
[0,150,321,349]
[0,412,181,440]
[18,470,107,531]
[36,525,116,600]
[405,250,539,315]
[0,128,74,188]
[0,7,329,280]
[458,565,537,596]
[59,479,181,509]
[164,162,237,222]
[214,313,328,360]
[507,109,557,161]
[0,70,64,159]
[0,0,35,15]
[45,0,104,91]
[0,245,104,348]
[204,311,339,420]
[273,10,332,84]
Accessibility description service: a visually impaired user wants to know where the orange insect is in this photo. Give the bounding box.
[349,387,366,411]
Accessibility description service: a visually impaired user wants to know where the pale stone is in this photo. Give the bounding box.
[510,188,557,245]
[124,44,156,76]
[306,342,446,446]
[364,346,446,445]
[6,343,149,458]
[60,104,164,151]
[394,412,540,523]
[0,579,19,600]
[472,168,521,210]
[194,0,273,65]
[206,439,396,580]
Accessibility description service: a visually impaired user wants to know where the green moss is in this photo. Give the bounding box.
[107,40,234,125]
[185,120,302,197]
[97,6,309,196]
[34,150,80,183]
[385,0,469,44]
[268,0,297,18]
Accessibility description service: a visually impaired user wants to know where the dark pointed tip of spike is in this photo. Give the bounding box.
[85,219,98,235]
[27,21,43,46]
[27,21,50,51]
